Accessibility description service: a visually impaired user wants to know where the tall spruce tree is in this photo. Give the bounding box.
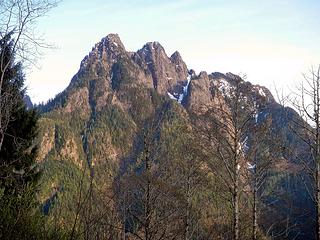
[0,32,40,239]
[0,32,38,193]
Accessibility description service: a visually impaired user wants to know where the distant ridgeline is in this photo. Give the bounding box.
[36,34,313,239]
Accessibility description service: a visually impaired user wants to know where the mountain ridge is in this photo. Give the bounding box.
[40,33,272,115]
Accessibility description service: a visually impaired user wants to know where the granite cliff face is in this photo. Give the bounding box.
[37,34,313,239]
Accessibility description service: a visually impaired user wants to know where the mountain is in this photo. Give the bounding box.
[36,34,313,239]
[23,94,33,109]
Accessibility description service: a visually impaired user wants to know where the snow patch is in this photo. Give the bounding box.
[259,88,266,97]
[218,79,232,97]
[247,162,256,170]
[254,112,259,123]
[167,92,177,100]
[167,74,192,104]
[241,136,249,153]
[178,74,192,103]
[236,141,242,155]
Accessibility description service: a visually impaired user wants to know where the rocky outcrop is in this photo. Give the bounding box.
[37,118,55,162]
[136,42,188,95]
[64,87,91,118]
[186,71,213,113]
[59,137,81,167]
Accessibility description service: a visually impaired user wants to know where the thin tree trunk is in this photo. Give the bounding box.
[234,170,239,240]
[123,193,127,240]
[145,178,151,240]
[144,136,151,240]
[234,132,240,240]
[252,181,257,240]
[317,160,320,240]
[234,149,240,240]
[316,75,320,240]
[185,175,191,240]
[0,132,4,152]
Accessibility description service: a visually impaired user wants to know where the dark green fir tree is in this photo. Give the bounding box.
[0,32,43,239]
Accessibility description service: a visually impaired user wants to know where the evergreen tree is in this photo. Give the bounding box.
[0,32,39,194]
[0,32,41,239]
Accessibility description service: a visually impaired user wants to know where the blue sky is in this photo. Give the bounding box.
[26,0,320,103]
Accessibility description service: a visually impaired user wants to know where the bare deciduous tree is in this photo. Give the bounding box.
[159,121,207,240]
[288,65,320,240]
[195,74,273,239]
[198,79,250,239]
[244,118,274,240]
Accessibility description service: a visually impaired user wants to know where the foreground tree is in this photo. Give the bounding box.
[0,0,58,151]
[159,117,207,239]
[289,65,320,240]
[195,74,273,239]
[206,81,250,239]
[0,32,38,194]
[120,129,182,240]
[0,32,41,239]
[244,119,274,240]
[115,101,208,240]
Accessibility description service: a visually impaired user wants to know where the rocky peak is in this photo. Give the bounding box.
[76,35,190,101]
[170,51,188,76]
[96,33,126,53]
[199,71,209,79]
[136,41,188,95]
[170,51,182,63]
[103,33,124,48]
[137,41,168,64]
[146,41,166,54]
[80,33,126,69]
[67,34,124,112]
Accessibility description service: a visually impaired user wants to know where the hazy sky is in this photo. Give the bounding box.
[26,0,320,103]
